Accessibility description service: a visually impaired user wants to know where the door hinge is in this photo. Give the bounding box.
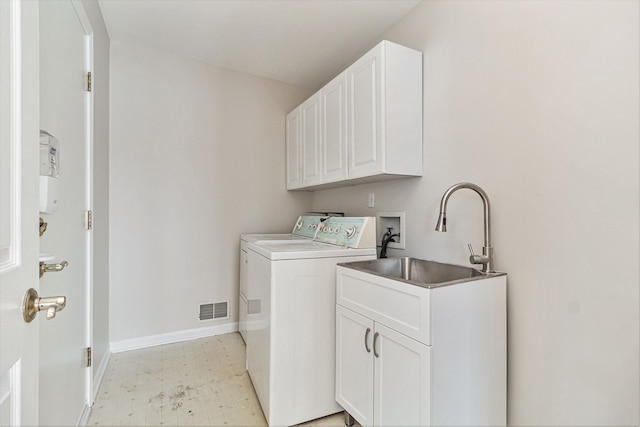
[85,347,92,367]
[85,72,92,92]
[85,210,92,230]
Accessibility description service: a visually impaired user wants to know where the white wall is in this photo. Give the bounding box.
[312,1,639,425]
[109,41,312,343]
[80,0,110,390]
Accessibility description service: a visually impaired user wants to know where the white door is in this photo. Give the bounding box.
[0,1,41,425]
[38,1,93,424]
[335,305,374,426]
[373,323,431,427]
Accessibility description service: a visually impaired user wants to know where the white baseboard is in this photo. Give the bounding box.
[76,402,91,427]
[92,347,111,402]
[109,322,239,353]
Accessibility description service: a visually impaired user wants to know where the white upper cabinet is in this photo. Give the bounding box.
[348,41,423,179]
[286,107,303,189]
[286,40,422,191]
[347,45,382,178]
[286,91,324,189]
[322,72,348,184]
[301,92,323,187]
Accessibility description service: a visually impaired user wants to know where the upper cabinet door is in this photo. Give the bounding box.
[301,92,323,187]
[347,43,384,179]
[322,72,348,184]
[285,107,303,190]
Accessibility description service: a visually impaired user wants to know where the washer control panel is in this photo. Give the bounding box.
[291,216,376,248]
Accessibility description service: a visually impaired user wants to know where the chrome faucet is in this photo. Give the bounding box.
[435,182,495,273]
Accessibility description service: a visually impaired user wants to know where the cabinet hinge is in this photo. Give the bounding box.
[85,72,92,92]
[85,347,92,367]
[85,210,93,230]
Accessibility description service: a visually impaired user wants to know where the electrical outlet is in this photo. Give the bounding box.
[368,193,375,208]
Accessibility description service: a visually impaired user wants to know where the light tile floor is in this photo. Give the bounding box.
[87,333,346,426]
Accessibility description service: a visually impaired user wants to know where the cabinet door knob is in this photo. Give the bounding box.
[373,332,380,358]
[364,327,371,353]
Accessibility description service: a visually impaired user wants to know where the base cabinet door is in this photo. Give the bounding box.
[337,306,431,427]
[374,323,431,427]
[336,306,375,426]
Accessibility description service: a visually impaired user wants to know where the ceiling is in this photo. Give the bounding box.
[98,0,422,89]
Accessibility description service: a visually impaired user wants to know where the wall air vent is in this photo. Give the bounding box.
[198,301,228,321]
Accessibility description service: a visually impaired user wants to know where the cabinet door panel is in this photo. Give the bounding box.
[301,93,322,186]
[336,306,374,426]
[348,45,383,178]
[285,107,302,189]
[374,323,431,427]
[322,72,348,183]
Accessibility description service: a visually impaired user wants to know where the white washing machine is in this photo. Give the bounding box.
[245,217,377,426]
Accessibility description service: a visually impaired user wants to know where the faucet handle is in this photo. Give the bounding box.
[467,243,489,266]
[467,243,488,264]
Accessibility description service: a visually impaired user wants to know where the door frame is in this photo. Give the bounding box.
[36,1,95,424]
[70,0,95,411]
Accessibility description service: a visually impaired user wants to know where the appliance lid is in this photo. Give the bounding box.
[248,240,376,260]
[240,233,298,243]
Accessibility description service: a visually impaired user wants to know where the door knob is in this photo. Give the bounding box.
[22,288,67,322]
[39,260,68,278]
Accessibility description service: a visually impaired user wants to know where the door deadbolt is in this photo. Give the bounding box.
[22,288,66,323]
[39,260,68,278]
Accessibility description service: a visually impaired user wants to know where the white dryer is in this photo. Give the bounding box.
[245,217,377,426]
[239,215,334,341]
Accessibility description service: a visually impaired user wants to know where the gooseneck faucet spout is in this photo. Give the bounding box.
[435,182,494,273]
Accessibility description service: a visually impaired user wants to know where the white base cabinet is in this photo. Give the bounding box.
[335,266,507,427]
[336,306,430,426]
